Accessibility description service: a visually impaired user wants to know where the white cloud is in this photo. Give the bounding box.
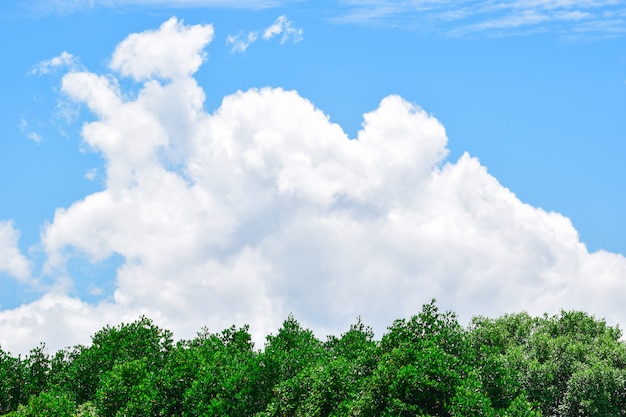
[2,18,626,354]
[227,15,302,54]
[27,132,44,143]
[333,0,626,37]
[19,118,44,143]
[31,51,79,75]
[263,15,303,43]
[30,0,294,15]
[0,221,31,281]
[84,168,98,181]
[110,17,213,81]
[227,32,259,54]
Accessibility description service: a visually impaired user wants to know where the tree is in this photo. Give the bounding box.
[355,300,471,417]
[64,316,173,404]
[23,344,51,399]
[0,347,26,414]
[4,390,75,417]
[559,361,626,417]
[95,358,158,417]
[182,325,263,417]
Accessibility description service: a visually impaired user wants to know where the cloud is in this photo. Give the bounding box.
[110,17,213,80]
[227,32,259,53]
[84,168,99,181]
[0,221,31,281]
[2,17,626,354]
[333,0,626,38]
[28,0,296,15]
[19,118,44,143]
[263,15,304,43]
[30,51,80,75]
[227,15,302,53]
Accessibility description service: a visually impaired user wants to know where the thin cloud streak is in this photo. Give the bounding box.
[263,15,304,43]
[334,0,626,37]
[28,0,297,15]
[227,15,302,54]
[30,51,80,75]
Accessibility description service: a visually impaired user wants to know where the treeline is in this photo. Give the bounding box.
[1,301,625,417]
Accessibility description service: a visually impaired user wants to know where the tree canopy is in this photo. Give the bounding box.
[1,301,625,417]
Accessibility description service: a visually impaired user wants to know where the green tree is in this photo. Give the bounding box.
[559,361,626,417]
[182,325,263,417]
[502,393,543,417]
[4,390,75,417]
[255,316,328,417]
[22,344,51,400]
[468,313,533,409]
[468,309,626,417]
[95,358,158,417]
[448,371,495,417]
[355,300,471,417]
[64,316,173,404]
[0,347,26,414]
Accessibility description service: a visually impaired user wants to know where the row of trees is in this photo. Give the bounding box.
[1,301,625,416]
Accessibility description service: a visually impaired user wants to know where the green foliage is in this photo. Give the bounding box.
[64,316,173,404]
[502,393,543,417]
[448,372,495,417]
[263,315,325,382]
[5,390,75,417]
[354,300,470,417]
[559,361,626,417]
[22,344,51,399]
[95,358,158,417]
[0,347,26,414]
[469,309,626,417]
[1,303,625,417]
[182,325,263,417]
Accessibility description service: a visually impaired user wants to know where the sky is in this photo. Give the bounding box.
[0,0,625,354]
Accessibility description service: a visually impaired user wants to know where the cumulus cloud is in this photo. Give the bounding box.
[0,221,30,281]
[227,15,302,54]
[2,17,626,353]
[110,17,213,80]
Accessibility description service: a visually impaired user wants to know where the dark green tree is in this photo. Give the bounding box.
[0,347,26,414]
[22,344,51,400]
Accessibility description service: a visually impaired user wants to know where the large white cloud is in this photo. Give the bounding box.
[2,17,625,354]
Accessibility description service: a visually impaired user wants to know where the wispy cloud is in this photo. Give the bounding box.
[30,51,80,75]
[333,0,626,38]
[227,15,303,54]
[27,0,297,15]
[263,15,304,43]
[19,118,44,143]
[226,32,260,53]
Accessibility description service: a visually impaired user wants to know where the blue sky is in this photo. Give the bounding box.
[0,0,625,353]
